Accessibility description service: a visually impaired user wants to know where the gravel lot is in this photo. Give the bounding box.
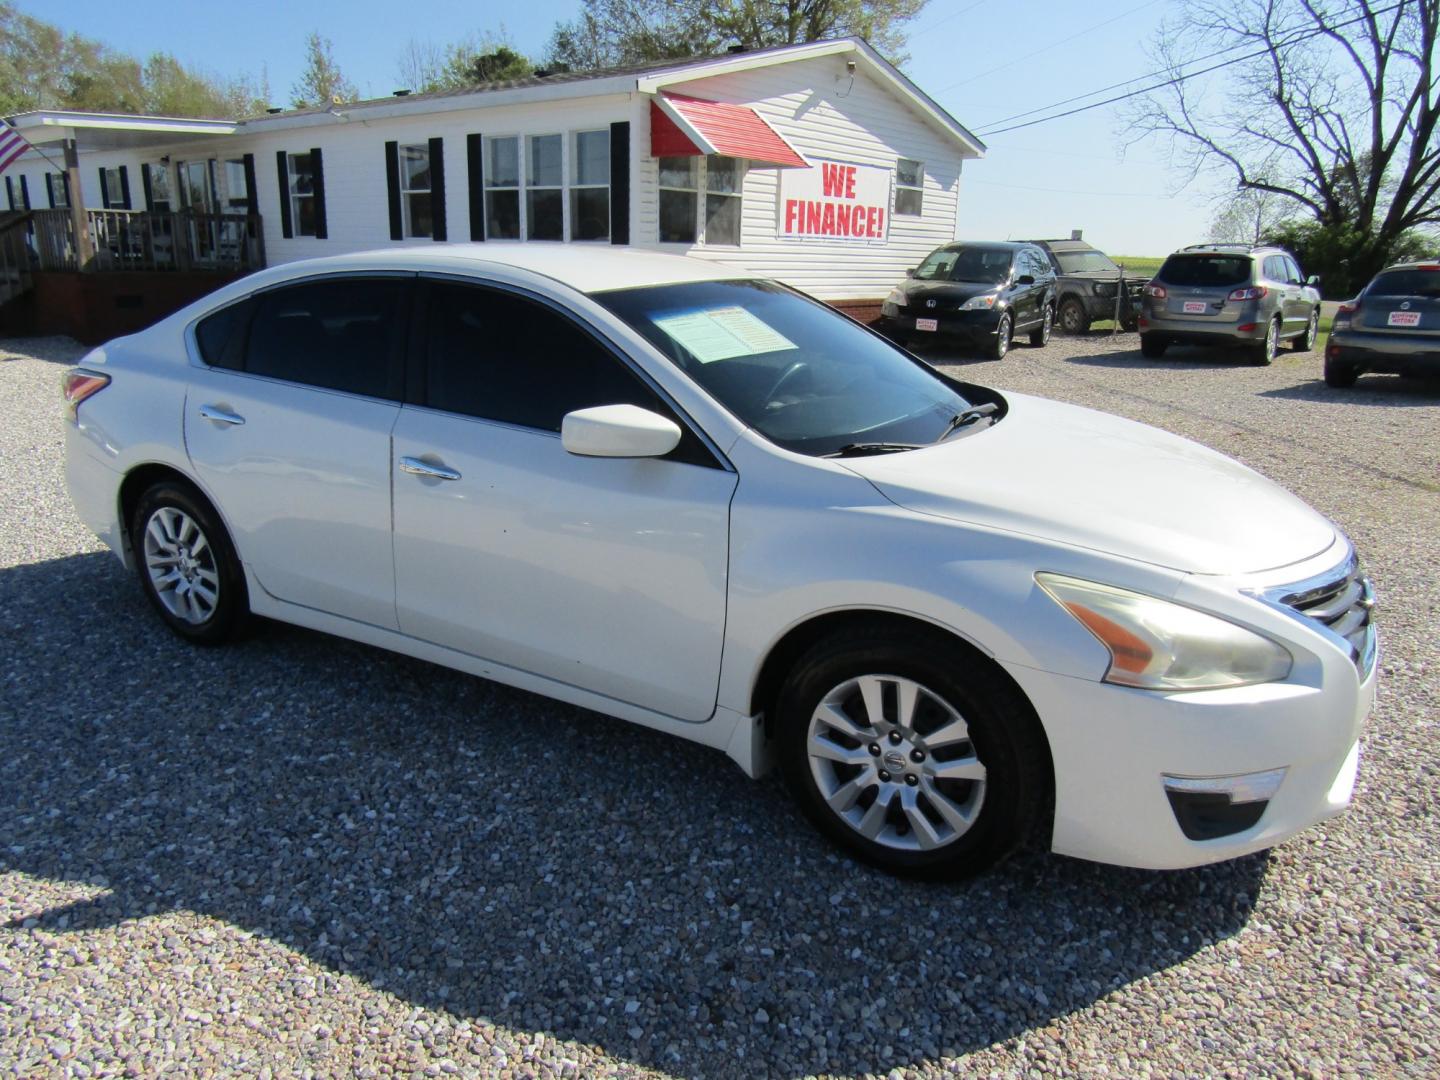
[2,330,1436,1078]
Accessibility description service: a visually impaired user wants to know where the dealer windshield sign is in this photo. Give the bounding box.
[778,159,891,242]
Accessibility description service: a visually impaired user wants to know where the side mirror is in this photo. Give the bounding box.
[905,267,916,277]
[1307,274,1321,286]
[1016,274,1035,285]
[561,404,681,459]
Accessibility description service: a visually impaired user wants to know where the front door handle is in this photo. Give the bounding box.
[199,404,245,426]
[399,456,461,481]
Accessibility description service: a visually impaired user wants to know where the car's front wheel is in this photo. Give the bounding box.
[991,313,1013,360]
[777,626,1047,879]
[131,480,248,645]
[1029,304,1054,347]
[1057,298,1089,335]
[1292,308,1320,352]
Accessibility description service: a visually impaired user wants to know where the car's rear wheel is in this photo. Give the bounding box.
[1029,304,1053,347]
[1140,333,1168,358]
[1292,308,1319,352]
[991,313,1013,360]
[1324,357,1360,387]
[1057,298,1089,335]
[131,480,247,645]
[1252,318,1281,365]
[777,626,1047,879]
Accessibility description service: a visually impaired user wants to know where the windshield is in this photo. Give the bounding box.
[1158,254,1251,288]
[914,246,1014,284]
[1367,269,1440,298]
[594,280,979,456]
[1055,250,1120,274]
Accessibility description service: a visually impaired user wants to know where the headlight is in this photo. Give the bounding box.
[1093,282,1115,296]
[1036,573,1292,691]
[886,288,908,306]
[959,293,999,310]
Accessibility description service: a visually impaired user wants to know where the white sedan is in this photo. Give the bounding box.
[63,245,1375,878]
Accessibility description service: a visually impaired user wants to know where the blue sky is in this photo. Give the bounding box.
[39,0,1218,256]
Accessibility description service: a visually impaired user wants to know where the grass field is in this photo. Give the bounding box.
[1112,255,1164,278]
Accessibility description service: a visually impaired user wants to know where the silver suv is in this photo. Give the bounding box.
[1138,244,1322,364]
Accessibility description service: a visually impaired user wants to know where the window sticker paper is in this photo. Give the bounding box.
[651,306,798,363]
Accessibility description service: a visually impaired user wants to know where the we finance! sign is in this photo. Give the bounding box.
[778,159,891,242]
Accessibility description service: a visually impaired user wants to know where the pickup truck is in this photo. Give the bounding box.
[1028,239,1146,334]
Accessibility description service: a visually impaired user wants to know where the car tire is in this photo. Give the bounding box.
[776,624,1047,880]
[991,313,1013,360]
[131,480,248,646]
[1323,357,1360,387]
[1292,308,1319,352]
[1029,304,1053,347]
[1252,318,1281,365]
[1140,333,1168,359]
[1121,315,1140,332]
[1057,298,1089,335]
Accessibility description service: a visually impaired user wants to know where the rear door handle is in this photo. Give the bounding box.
[199,404,245,426]
[399,456,461,481]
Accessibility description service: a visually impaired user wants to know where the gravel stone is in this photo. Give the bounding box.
[1,331,1436,1078]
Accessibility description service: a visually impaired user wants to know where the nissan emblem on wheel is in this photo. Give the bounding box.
[64,243,1375,880]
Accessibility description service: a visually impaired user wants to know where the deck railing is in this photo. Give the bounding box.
[25,208,265,273]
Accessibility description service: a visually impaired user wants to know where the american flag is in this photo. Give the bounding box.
[0,120,32,174]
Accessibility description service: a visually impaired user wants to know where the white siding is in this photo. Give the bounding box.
[633,54,970,300]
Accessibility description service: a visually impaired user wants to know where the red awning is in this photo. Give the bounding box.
[650,93,808,168]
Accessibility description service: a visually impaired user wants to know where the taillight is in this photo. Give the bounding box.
[1336,301,1359,316]
[1144,283,1167,299]
[1227,286,1268,301]
[62,369,110,423]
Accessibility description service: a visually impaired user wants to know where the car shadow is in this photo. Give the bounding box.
[1,552,1268,1077]
[0,336,87,365]
[1259,375,1440,406]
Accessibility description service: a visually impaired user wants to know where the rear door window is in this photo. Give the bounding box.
[1158,255,1251,288]
[244,277,410,399]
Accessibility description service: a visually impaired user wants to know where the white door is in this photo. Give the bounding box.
[185,276,411,629]
[391,280,736,722]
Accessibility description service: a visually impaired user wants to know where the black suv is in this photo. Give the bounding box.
[1028,239,1145,333]
[878,241,1057,360]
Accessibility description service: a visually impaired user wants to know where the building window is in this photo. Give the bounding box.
[399,144,433,238]
[527,134,563,241]
[571,130,610,242]
[658,156,698,243]
[102,167,124,208]
[225,160,250,209]
[705,156,744,246]
[149,164,172,212]
[485,136,520,240]
[895,158,924,216]
[288,152,317,237]
[47,173,70,208]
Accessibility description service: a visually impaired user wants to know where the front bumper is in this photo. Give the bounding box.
[878,308,1005,344]
[1327,331,1440,377]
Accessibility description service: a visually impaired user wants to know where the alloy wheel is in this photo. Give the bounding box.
[142,506,220,625]
[806,674,987,852]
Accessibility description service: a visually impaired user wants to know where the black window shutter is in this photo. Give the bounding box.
[275,151,293,238]
[62,173,71,206]
[4,176,12,211]
[385,141,402,241]
[141,164,154,211]
[99,167,111,209]
[118,165,131,209]
[242,153,258,215]
[609,121,630,245]
[466,133,484,241]
[45,174,54,208]
[310,148,328,239]
[428,137,446,242]
[19,175,29,210]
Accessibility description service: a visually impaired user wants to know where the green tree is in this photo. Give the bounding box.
[1132,0,1440,290]
[397,34,534,92]
[544,0,929,71]
[291,31,358,108]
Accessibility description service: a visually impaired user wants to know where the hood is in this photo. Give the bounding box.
[901,279,1004,303]
[840,393,1336,576]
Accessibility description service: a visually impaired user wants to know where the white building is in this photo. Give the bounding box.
[2,37,983,326]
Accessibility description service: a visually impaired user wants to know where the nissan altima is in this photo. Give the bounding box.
[63,245,1376,878]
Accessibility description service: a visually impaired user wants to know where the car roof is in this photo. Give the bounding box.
[941,241,1032,252]
[1027,239,1098,252]
[223,244,755,296]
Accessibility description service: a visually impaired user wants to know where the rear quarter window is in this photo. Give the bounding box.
[194,300,252,370]
[1158,255,1251,288]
